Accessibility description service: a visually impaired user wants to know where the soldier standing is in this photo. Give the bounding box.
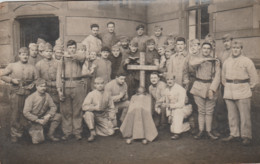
[1,47,38,142]
[56,40,86,140]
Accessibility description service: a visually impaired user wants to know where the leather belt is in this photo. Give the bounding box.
[64,77,82,81]
[226,79,249,84]
[196,78,212,83]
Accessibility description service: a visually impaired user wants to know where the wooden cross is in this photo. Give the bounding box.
[127,52,159,88]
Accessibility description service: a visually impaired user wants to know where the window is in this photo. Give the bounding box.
[187,0,210,40]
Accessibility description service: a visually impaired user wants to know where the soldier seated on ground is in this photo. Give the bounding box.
[23,79,61,144]
[82,77,114,142]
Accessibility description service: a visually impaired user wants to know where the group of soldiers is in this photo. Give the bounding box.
[1,21,258,146]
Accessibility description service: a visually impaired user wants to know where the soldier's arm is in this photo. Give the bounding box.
[1,64,13,83]
[82,93,97,111]
[222,61,227,86]
[247,59,259,89]
[210,60,221,92]
[73,52,86,62]
[23,96,39,122]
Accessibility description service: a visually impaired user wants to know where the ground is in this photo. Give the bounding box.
[0,102,260,164]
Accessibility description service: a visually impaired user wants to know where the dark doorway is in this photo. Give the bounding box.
[18,16,59,47]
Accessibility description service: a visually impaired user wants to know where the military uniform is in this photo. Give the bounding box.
[222,49,258,141]
[56,52,85,138]
[104,79,129,127]
[23,91,61,144]
[1,57,38,141]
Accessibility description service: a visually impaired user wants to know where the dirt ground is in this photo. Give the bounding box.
[1,102,260,164]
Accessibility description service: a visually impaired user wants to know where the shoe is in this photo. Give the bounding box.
[207,132,219,140]
[242,138,251,146]
[48,135,60,142]
[126,138,132,144]
[222,135,237,142]
[171,134,180,140]
[142,139,148,145]
[75,134,82,140]
[87,135,95,142]
[61,134,70,141]
[212,131,221,137]
[194,131,204,140]
[11,136,18,143]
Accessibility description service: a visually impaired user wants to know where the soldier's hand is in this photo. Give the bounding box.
[36,119,45,125]
[155,108,161,114]
[208,90,214,100]
[11,78,19,85]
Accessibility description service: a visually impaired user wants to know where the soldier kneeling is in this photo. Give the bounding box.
[23,79,61,144]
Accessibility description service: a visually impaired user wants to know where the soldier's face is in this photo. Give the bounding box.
[165,50,172,59]
[112,49,120,57]
[223,39,232,50]
[95,80,104,91]
[190,44,200,54]
[166,77,175,87]
[44,49,53,60]
[55,50,63,60]
[89,52,97,61]
[130,46,138,53]
[29,47,38,57]
[121,41,129,48]
[137,28,144,36]
[91,27,99,37]
[107,24,115,33]
[147,44,155,51]
[158,47,165,56]
[67,45,76,55]
[36,83,47,94]
[19,52,29,63]
[154,29,162,37]
[101,51,110,59]
[150,74,159,85]
[176,41,186,52]
[116,76,126,85]
[232,45,242,58]
[201,44,212,57]
[167,39,174,46]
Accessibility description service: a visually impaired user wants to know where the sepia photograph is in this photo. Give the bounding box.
[0,0,260,163]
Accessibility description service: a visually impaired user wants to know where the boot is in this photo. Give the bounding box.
[88,130,96,142]
[48,121,60,142]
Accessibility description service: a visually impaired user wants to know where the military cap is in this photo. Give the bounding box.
[111,44,120,50]
[29,43,38,49]
[37,38,46,44]
[55,38,63,46]
[101,46,111,52]
[166,35,175,41]
[53,45,64,52]
[189,39,200,46]
[232,39,243,48]
[44,43,53,51]
[146,38,156,45]
[19,47,29,54]
[120,36,130,42]
[35,78,46,87]
[38,42,46,51]
[136,24,145,31]
[201,40,213,49]
[77,43,87,50]
[130,42,138,47]
[154,25,163,30]
[222,34,233,41]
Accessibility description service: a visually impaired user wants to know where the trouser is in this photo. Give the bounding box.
[212,84,229,134]
[60,84,85,136]
[169,105,192,134]
[47,87,60,112]
[187,89,198,131]
[225,98,252,139]
[9,93,30,138]
[83,111,114,136]
[153,107,167,127]
[109,101,129,127]
[28,113,61,144]
[194,95,217,132]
